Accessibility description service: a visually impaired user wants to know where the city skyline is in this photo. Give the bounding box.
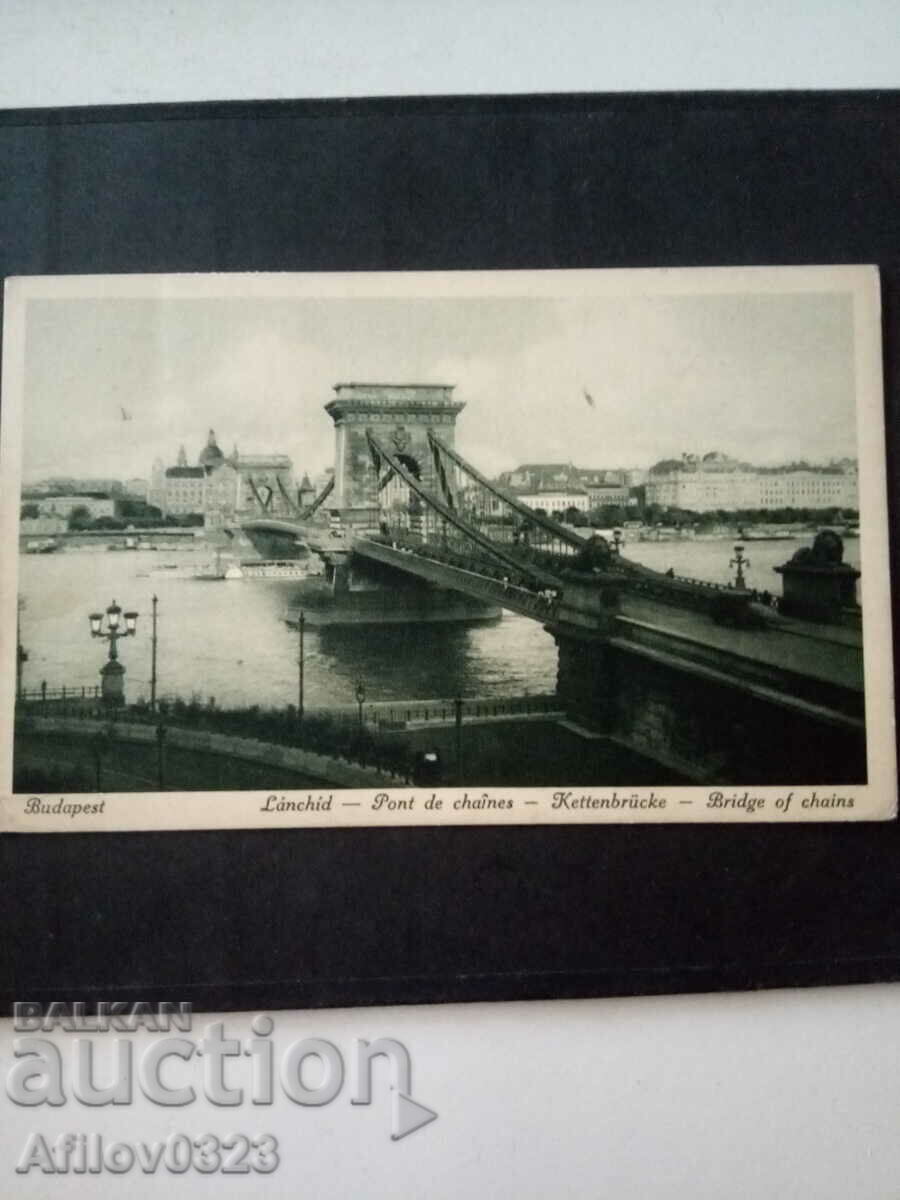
[20,438,860,496]
[19,282,858,485]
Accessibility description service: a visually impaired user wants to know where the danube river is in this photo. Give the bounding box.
[16,534,858,710]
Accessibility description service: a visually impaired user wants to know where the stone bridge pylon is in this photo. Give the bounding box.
[325,382,465,528]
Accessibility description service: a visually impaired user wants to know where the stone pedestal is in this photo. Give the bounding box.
[774,531,859,624]
[775,564,860,623]
[100,659,126,707]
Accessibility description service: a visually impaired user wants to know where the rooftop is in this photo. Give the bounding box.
[165,466,205,479]
[237,454,293,468]
[650,454,858,476]
[327,382,464,417]
[333,381,455,391]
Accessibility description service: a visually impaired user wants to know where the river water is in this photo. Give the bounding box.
[16,535,858,710]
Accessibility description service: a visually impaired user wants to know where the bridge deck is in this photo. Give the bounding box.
[352,537,559,621]
[352,535,863,699]
[619,596,863,694]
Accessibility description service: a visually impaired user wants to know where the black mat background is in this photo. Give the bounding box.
[0,92,897,1013]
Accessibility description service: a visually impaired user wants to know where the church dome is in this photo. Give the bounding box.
[198,429,225,468]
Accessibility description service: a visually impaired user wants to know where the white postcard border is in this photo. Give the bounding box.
[1,266,895,831]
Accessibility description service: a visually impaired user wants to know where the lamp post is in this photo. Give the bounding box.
[297,610,306,723]
[355,680,366,732]
[612,528,623,555]
[730,545,750,591]
[149,594,158,713]
[16,640,28,700]
[89,599,138,709]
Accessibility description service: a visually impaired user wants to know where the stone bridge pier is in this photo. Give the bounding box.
[326,382,465,530]
[551,613,866,787]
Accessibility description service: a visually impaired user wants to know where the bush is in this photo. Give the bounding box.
[14,763,93,793]
[126,695,412,779]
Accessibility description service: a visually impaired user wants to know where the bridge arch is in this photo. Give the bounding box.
[325,383,464,528]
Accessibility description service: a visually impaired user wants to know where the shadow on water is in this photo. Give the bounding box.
[18,550,558,707]
[315,622,489,700]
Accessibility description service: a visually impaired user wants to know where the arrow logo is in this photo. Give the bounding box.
[348,1036,438,1140]
[391,1088,438,1141]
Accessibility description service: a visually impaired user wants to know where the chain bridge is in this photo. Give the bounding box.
[239,383,865,785]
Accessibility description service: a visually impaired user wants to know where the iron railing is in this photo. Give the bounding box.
[18,684,101,704]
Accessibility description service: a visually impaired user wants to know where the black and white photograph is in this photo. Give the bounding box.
[4,8,900,1199]
[0,266,894,829]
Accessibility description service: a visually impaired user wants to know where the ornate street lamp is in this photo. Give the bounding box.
[89,599,139,708]
[355,680,366,732]
[730,545,750,591]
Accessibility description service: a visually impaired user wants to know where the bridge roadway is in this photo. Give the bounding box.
[348,535,864,715]
[351,534,560,622]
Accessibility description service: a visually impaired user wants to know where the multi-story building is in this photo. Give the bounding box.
[645,452,859,512]
[623,467,648,488]
[504,463,581,491]
[578,468,631,507]
[494,462,637,517]
[515,488,591,515]
[23,477,122,497]
[146,459,167,513]
[755,466,858,510]
[124,477,149,499]
[161,466,208,515]
[20,515,68,536]
[149,431,298,527]
[34,493,116,519]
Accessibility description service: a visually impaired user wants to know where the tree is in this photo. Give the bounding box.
[587,503,627,528]
[67,504,92,530]
[20,502,39,520]
[118,498,162,522]
[638,502,664,526]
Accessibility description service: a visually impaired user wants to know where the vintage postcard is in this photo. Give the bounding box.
[0,266,895,831]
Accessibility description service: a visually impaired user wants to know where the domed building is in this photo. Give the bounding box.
[151,429,299,528]
[198,429,225,470]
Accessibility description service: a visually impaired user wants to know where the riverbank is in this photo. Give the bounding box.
[13,704,689,793]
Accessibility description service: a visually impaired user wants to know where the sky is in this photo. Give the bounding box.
[17,283,858,484]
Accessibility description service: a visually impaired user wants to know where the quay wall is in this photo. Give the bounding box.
[554,627,866,785]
